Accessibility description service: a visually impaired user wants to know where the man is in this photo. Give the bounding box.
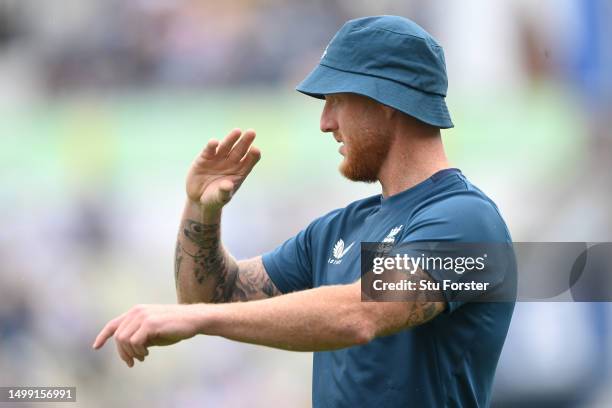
[94,16,515,407]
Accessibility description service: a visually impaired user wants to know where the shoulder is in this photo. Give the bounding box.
[408,178,511,242]
[307,193,381,230]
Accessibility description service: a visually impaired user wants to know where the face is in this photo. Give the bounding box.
[320,93,393,182]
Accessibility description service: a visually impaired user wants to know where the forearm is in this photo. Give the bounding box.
[175,199,238,304]
[199,283,371,351]
[198,281,436,351]
[94,279,443,366]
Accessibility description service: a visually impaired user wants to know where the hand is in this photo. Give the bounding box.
[186,128,261,213]
[92,304,204,367]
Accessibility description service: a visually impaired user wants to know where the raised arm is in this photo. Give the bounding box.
[175,129,281,304]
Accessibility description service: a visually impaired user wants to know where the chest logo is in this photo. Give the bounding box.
[382,225,403,243]
[328,239,355,265]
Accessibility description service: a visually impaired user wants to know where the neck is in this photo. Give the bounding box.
[378,126,450,197]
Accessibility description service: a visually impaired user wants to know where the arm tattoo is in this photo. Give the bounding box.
[230,258,282,302]
[403,267,445,327]
[175,219,238,302]
[211,262,239,303]
[179,220,225,285]
[174,240,183,289]
[175,218,279,303]
[363,262,445,329]
[182,220,225,284]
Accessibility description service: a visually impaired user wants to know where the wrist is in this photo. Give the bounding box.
[190,303,221,336]
[186,199,222,224]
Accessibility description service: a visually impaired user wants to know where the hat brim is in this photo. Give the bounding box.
[296,64,454,129]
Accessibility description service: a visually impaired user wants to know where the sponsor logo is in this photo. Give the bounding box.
[328,239,355,265]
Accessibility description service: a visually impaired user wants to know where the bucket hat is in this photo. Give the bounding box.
[297,15,453,128]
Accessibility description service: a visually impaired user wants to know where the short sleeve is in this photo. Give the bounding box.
[392,193,515,313]
[262,222,317,294]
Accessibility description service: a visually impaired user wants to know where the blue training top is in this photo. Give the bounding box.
[262,168,515,407]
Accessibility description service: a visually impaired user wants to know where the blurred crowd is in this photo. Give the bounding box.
[1,0,612,407]
[0,0,350,92]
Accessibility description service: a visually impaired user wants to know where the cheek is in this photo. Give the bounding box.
[341,112,366,138]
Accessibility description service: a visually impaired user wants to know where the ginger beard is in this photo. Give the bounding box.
[338,127,393,183]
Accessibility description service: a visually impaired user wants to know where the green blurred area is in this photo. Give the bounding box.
[1,86,584,195]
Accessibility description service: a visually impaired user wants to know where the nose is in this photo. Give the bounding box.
[320,99,338,133]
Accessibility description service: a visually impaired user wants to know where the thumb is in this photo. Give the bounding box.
[217,180,234,203]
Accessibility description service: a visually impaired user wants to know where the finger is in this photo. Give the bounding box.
[131,339,148,362]
[122,342,137,366]
[127,320,150,361]
[116,318,146,361]
[130,326,151,350]
[216,128,242,157]
[116,339,134,368]
[239,146,261,175]
[228,130,256,161]
[200,139,219,159]
[92,314,125,349]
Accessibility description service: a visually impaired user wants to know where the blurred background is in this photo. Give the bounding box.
[1,0,611,407]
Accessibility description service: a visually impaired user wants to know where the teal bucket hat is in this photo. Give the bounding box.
[297,15,453,129]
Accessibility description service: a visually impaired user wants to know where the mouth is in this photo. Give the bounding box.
[333,134,345,155]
